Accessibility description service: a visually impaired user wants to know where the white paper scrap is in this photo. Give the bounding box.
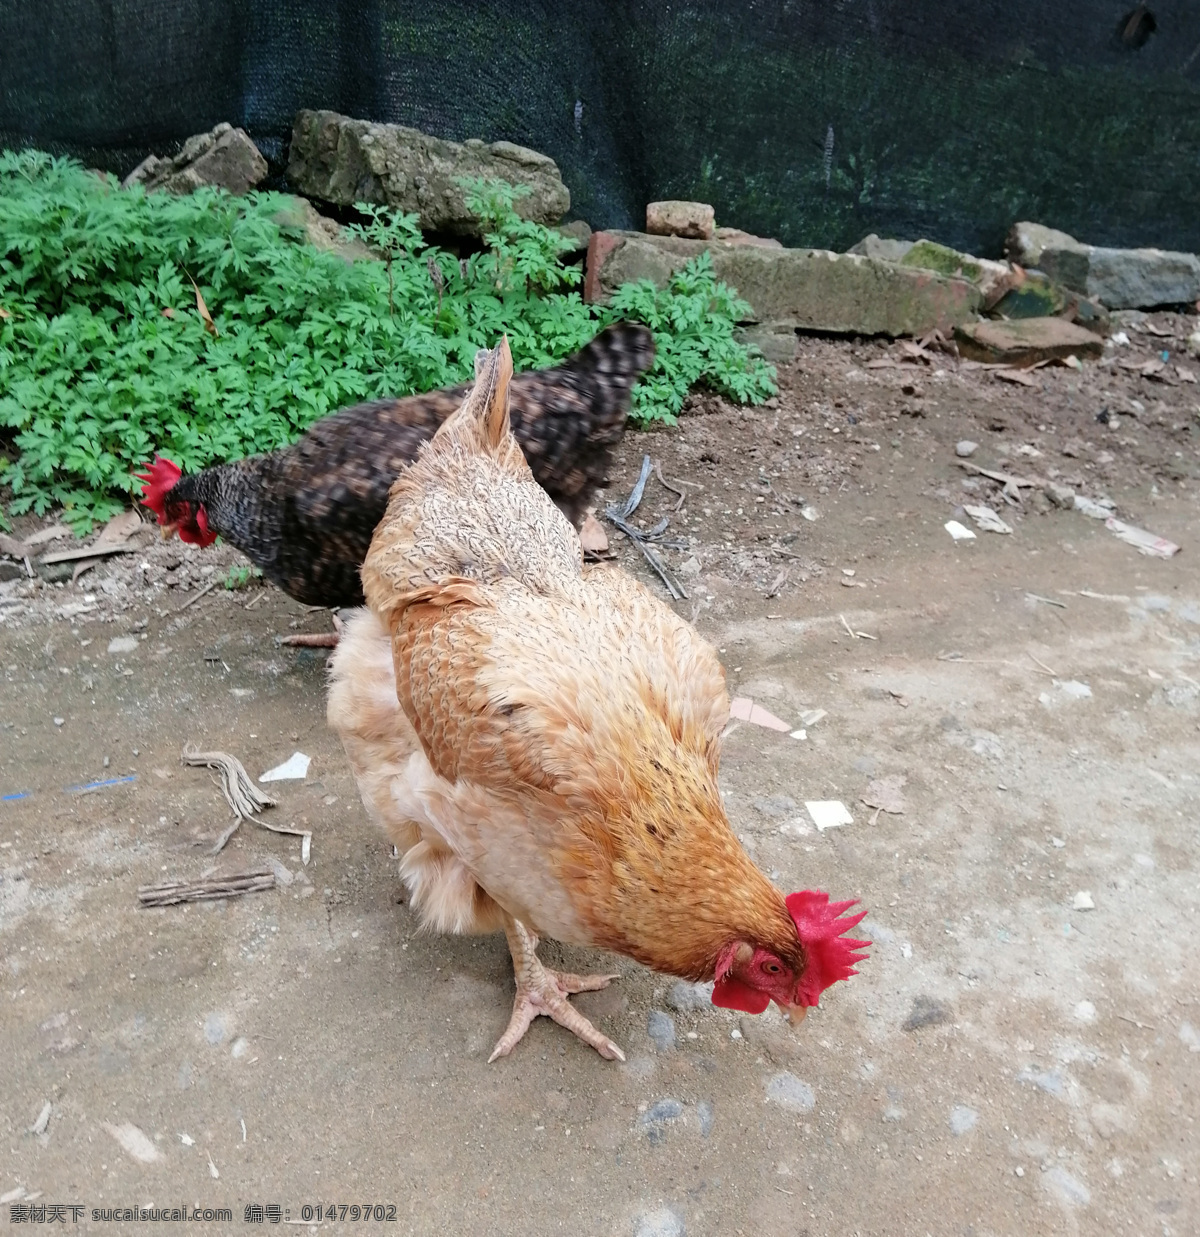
[805,800,853,832]
[260,752,311,782]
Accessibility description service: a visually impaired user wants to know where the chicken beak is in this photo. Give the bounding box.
[780,1003,809,1027]
[159,522,179,541]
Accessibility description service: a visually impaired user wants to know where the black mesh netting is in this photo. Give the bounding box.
[4,1,1200,256]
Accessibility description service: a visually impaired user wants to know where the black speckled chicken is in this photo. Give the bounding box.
[138,324,653,619]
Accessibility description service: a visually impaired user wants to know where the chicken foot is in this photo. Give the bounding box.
[489,916,625,1063]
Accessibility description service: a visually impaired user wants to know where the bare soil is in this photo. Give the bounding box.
[2,317,1198,1236]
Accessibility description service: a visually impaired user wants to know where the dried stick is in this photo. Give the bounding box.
[175,577,220,614]
[138,870,275,907]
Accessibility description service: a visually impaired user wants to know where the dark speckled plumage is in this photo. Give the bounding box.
[165,324,654,607]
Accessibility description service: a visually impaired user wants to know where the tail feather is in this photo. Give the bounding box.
[482,337,513,451]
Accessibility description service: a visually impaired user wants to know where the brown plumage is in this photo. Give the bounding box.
[327,337,868,1063]
[138,324,654,607]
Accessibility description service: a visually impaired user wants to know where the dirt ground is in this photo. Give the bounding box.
[2,317,1198,1236]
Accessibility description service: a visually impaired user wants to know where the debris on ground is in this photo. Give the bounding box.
[605,455,688,599]
[805,800,853,832]
[579,512,609,556]
[963,505,1012,534]
[955,440,978,458]
[65,774,137,794]
[182,744,276,816]
[101,1121,165,1164]
[945,520,977,542]
[1104,518,1180,559]
[1040,679,1093,707]
[137,869,276,907]
[181,744,277,852]
[1072,890,1096,911]
[260,751,311,781]
[728,697,792,732]
[1074,495,1116,519]
[255,818,313,865]
[861,775,907,820]
[27,1102,51,1138]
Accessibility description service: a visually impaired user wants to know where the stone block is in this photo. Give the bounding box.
[646,200,715,239]
[585,230,981,336]
[287,109,569,236]
[954,317,1103,365]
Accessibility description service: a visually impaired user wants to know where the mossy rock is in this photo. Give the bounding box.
[900,240,983,283]
[988,271,1066,319]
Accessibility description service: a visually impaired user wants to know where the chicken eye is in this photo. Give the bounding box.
[763,961,781,974]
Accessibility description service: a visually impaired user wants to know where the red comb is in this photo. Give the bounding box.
[134,456,182,519]
[786,890,870,1007]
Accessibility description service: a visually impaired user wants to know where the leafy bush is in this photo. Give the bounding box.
[0,152,774,530]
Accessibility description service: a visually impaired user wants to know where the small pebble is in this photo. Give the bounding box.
[666,981,712,1012]
[635,1208,685,1237]
[765,1072,815,1113]
[956,440,979,458]
[647,1009,676,1052]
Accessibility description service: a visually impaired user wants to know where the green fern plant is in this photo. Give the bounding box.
[0,151,775,530]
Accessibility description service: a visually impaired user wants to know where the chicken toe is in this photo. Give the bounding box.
[280,612,346,649]
[489,917,624,1063]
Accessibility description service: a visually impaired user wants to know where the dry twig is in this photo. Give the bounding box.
[175,578,220,614]
[138,870,274,907]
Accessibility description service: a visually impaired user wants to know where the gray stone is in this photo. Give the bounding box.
[1006,221,1082,268]
[272,196,378,263]
[647,1009,676,1052]
[639,1097,685,1145]
[1087,246,1200,310]
[1016,1065,1066,1097]
[0,560,22,582]
[202,1012,228,1045]
[585,231,981,336]
[1045,481,1076,509]
[902,995,951,1031]
[635,1208,686,1237]
[714,227,783,249]
[955,440,978,458]
[734,323,797,363]
[695,1100,714,1137]
[287,109,569,236]
[751,794,798,818]
[949,1104,978,1135]
[666,980,713,1011]
[556,219,592,252]
[848,233,914,262]
[106,636,139,655]
[765,1071,815,1113]
[1044,1167,1090,1207]
[122,123,267,196]
[1007,220,1200,309]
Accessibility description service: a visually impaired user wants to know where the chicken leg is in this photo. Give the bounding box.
[280,611,345,649]
[489,916,625,1063]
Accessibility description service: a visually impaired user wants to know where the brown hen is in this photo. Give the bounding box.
[327,339,868,1062]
